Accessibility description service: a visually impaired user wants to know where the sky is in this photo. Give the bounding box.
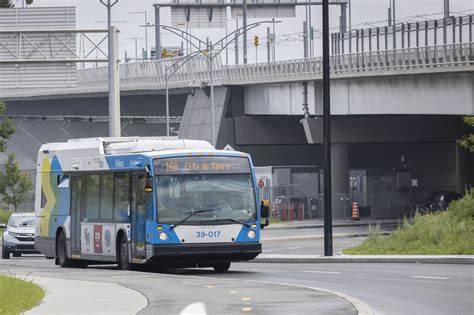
[11,0,474,64]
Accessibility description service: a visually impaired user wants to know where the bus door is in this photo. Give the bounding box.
[130,174,146,260]
[70,175,83,256]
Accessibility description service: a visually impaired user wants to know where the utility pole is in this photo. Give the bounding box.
[243,0,248,64]
[388,0,392,26]
[444,0,450,19]
[322,0,333,257]
[154,4,161,60]
[100,0,121,137]
[267,27,271,62]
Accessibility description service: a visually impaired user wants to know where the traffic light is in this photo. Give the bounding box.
[254,35,259,47]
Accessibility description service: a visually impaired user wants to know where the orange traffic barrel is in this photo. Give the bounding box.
[351,202,360,221]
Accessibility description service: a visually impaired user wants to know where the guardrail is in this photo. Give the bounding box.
[70,42,474,90]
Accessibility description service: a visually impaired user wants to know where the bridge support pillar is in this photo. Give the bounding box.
[330,143,350,219]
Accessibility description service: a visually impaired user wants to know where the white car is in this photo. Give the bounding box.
[1,213,37,259]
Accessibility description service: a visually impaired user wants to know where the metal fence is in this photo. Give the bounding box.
[263,186,459,221]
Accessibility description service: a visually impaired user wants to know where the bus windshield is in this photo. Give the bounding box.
[155,173,257,224]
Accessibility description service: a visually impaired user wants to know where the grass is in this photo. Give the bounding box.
[0,275,44,314]
[343,189,474,255]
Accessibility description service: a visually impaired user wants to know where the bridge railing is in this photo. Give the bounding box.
[77,42,473,89]
[224,42,473,82]
[77,56,219,90]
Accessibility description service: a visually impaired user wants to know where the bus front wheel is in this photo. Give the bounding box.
[118,236,131,270]
[56,231,72,268]
[213,262,231,272]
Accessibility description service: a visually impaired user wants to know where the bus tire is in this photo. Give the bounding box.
[56,231,72,268]
[213,262,231,272]
[118,236,131,270]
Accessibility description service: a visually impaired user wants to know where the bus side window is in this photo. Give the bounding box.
[114,173,131,223]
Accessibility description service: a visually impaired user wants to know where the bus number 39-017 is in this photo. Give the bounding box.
[195,231,221,238]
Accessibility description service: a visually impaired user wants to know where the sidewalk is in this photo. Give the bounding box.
[23,276,148,315]
[265,218,400,230]
[253,254,474,265]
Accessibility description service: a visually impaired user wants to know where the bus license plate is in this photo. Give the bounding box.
[195,231,221,238]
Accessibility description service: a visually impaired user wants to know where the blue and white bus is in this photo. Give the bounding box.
[34,137,269,271]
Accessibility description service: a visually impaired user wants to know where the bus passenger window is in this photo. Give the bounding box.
[84,175,100,220]
[114,173,131,223]
[100,174,114,220]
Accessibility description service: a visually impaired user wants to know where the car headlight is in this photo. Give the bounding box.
[159,232,168,241]
[6,231,19,237]
[247,230,256,239]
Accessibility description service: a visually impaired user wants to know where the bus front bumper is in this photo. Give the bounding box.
[148,242,261,265]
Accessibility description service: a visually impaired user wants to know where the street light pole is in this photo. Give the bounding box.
[100,0,121,137]
[209,40,215,145]
[322,0,333,257]
[243,0,248,64]
[160,21,278,144]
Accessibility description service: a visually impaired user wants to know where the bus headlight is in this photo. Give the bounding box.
[159,232,168,241]
[247,230,256,239]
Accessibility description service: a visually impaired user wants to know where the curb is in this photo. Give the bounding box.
[252,255,474,265]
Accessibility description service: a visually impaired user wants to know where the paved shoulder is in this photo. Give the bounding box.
[24,276,148,315]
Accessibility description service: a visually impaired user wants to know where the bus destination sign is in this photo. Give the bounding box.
[154,156,251,175]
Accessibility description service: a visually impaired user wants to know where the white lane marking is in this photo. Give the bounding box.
[179,302,207,315]
[411,276,450,280]
[288,247,301,250]
[301,270,341,274]
[264,249,273,252]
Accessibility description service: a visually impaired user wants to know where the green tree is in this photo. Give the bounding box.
[0,101,15,152]
[458,116,474,152]
[0,0,13,8]
[0,153,32,212]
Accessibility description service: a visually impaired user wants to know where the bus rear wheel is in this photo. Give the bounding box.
[213,262,231,272]
[117,236,131,270]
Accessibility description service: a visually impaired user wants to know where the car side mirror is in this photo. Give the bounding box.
[0,223,6,229]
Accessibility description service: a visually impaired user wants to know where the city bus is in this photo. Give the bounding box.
[34,137,269,271]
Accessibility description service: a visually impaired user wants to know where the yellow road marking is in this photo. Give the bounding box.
[204,285,215,288]
[241,297,252,301]
[229,290,239,294]
[242,307,253,312]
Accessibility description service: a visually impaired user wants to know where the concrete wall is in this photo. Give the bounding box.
[245,72,473,116]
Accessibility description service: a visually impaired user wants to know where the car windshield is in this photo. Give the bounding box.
[156,174,257,224]
[8,215,35,227]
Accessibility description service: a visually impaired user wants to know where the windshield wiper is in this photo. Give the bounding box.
[170,209,217,230]
[218,218,251,228]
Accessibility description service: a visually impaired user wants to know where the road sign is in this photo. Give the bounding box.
[258,180,265,188]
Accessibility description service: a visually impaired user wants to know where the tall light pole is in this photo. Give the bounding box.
[129,11,149,60]
[444,0,450,19]
[322,0,333,257]
[243,0,248,64]
[160,21,278,144]
[100,0,121,138]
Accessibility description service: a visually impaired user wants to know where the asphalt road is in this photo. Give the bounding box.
[1,256,472,315]
[0,256,356,315]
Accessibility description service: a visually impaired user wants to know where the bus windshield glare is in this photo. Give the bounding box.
[154,157,257,224]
